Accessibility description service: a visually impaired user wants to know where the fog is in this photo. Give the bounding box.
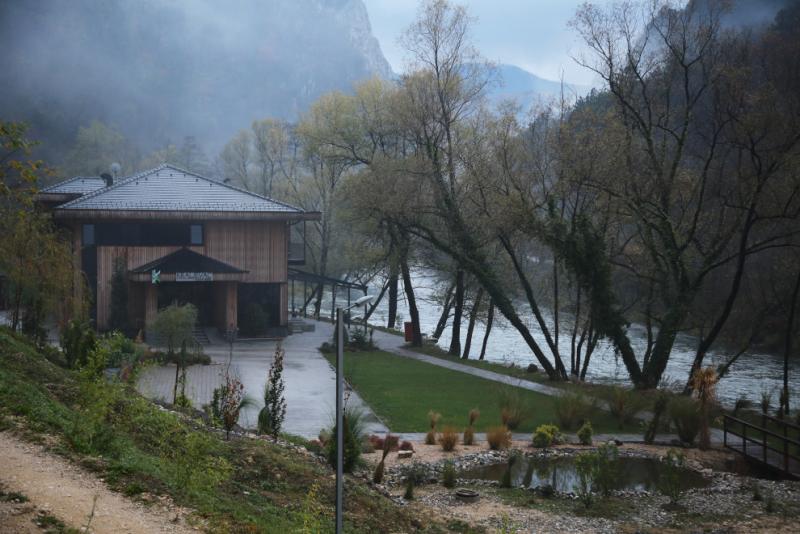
[0,0,390,165]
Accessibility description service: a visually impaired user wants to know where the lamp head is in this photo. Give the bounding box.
[353,295,374,308]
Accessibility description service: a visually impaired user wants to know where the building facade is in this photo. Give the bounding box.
[39,165,318,337]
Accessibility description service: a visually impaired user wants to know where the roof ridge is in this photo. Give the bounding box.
[57,164,171,209]
[157,164,306,212]
[55,163,305,214]
[39,175,104,193]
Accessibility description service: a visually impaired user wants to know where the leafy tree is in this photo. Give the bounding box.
[149,303,197,403]
[61,319,97,369]
[63,120,138,176]
[0,122,84,335]
[258,343,287,437]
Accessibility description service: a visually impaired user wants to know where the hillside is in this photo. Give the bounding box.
[0,0,391,163]
[0,328,451,533]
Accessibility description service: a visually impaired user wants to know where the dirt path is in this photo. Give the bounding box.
[0,432,200,533]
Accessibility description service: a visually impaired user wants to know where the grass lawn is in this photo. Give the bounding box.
[406,343,659,412]
[323,349,642,435]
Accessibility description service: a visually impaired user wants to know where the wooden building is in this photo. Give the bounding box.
[39,165,319,337]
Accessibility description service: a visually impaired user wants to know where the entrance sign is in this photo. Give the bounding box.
[176,272,213,282]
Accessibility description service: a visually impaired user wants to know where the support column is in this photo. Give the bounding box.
[225,282,238,333]
[144,283,157,339]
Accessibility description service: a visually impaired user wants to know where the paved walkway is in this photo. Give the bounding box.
[137,321,387,439]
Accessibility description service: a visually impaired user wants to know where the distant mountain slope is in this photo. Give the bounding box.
[490,64,590,107]
[0,0,392,162]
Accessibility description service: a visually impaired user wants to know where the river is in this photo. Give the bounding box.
[320,270,798,407]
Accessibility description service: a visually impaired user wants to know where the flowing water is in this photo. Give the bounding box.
[315,270,798,407]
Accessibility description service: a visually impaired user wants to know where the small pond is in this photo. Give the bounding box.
[460,456,710,494]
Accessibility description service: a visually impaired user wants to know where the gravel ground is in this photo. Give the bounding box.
[368,443,800,533]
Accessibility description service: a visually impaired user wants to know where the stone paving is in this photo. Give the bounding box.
[136,321,387,439]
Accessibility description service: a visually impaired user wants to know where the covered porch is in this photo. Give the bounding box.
[128,247,247,338]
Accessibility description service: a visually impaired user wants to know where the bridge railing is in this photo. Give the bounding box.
[723,414,800,474]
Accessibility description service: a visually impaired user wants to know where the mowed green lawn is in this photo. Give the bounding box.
[323,350,640,435]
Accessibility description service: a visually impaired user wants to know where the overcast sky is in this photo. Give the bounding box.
[362,0,613,86]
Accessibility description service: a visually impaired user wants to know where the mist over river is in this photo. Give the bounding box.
[318,271,798,407]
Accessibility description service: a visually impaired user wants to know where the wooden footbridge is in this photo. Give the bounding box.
[723,414,800,479]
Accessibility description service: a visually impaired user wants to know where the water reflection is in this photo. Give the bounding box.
[460,456,709,493]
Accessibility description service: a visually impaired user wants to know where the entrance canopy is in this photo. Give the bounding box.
[129,247,248,283]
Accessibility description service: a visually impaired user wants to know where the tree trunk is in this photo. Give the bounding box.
[400,257,422,346]
[363,279,389,324]
[479,298,494,360]
[448,270,464,356]
[433,283,455,340]
[641,301,689,388]
[783,265,800,416]
[11,285,22,332]
[462,288,483,359]
[387,268,399,329]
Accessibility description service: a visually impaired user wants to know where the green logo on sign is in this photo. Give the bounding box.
[151,269,161,284]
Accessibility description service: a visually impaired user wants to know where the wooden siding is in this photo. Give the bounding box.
[92,220,287,329]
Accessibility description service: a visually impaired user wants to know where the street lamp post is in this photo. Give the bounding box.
[336,294,373,534]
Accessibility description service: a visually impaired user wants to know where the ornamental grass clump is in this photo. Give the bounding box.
[575,452,596,508]
[554,392,593,430]
[498,387,529,430]
[463,408,479,445]
[425,410,441,445]
[439,426,458,452]
[608,386,644,428]
[373,433,394,484]
[486,426,512,450]
[690,366,718,450]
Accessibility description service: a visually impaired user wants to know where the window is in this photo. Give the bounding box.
[190,224,203,245]
[82,224,95,246]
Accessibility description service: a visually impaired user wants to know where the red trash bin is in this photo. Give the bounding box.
[404,321,413,342]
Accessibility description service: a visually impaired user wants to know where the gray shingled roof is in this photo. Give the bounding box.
[40,176,107,195]
[56,164,303,213]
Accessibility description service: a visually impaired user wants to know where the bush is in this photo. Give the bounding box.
[554,392,593,430]
[101,331,143,369]
[532,424,561,449]
[439,426,458,452]
[498,387,530,430]
[593,442,619,496]
[644,390,671,444]
[486,426,512,450]
[575,452,595,508]
[441,460,456,488]
[607,386,644,428]
[399,440,415,451]
[577,420,593,445]
[257,344,287,437]
[60,319,97,369]
[239,302,269,337]
[326,408,366,473]
[668,396,702,445]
